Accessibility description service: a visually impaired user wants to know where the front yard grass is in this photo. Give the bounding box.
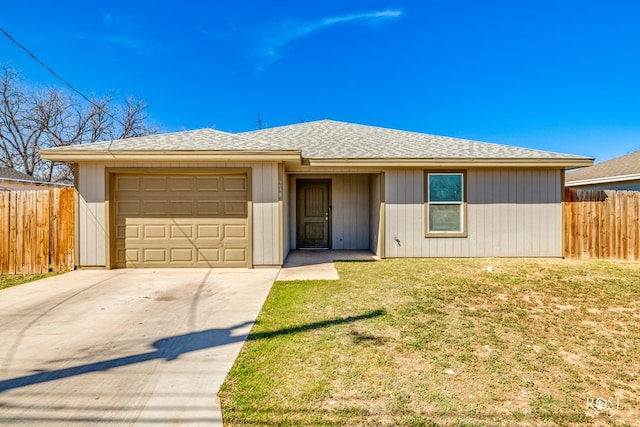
[220,258,640,426]
[0,272,60,291]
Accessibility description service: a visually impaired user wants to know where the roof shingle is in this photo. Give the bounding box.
[566,150,640,183]
[241,120,588,160]
[0,167,37,181]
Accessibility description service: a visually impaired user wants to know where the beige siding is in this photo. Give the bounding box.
[384,168,563,258]
[369,173,382,255]
[75,161,280,268]
[282,171,291,260]
[331,174,370,250]
[251,162,280,265]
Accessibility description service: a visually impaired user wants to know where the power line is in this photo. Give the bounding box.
[0,26,94,106]
[0,25,139,136]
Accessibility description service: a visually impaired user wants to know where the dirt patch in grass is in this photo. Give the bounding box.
[220,258,640,426]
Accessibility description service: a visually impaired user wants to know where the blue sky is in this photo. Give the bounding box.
[2,1,640,162]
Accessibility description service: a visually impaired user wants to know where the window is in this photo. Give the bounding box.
[425,171,466,236]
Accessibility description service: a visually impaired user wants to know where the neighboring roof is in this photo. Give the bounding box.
[0,167,36,181]
[40,119,593,168]
[566,150,640,186]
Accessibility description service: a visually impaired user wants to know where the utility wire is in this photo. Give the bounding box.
[0,26,94,105]
[0,25,130,133]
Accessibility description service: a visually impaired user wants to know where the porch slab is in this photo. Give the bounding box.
[276,250,378,281]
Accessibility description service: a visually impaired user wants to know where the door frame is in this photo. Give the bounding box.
[295,179,331,249]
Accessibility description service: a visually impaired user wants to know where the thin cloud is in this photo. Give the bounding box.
[257,9,403,67]
[101,11,151,54]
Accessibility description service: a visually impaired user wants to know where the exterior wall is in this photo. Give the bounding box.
[282,166,290,261]
[76,161,280,267]
[331,174,370,249]
[384,167,564,257]
[288,174,371,250]
[567,180,640,192]
[369,173,382,255]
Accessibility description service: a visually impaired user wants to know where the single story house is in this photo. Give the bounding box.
[565,150,640,191]
[40,120,593,269]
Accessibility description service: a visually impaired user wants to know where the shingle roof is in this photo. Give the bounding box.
[566,150,640,183]
[47,128,288,152]
[241,120,588,160]
[40,119,593,167]
[0,167,37,181]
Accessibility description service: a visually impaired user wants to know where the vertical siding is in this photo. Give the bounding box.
[282,172,290,261]
[251,162,279,266]
[77,163,106,266]
[385,167,564,258]
[369,174,381,255]
[331,174,370,250]
[75,161,280,267]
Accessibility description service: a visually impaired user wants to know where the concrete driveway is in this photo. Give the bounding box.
[0,268,278,426]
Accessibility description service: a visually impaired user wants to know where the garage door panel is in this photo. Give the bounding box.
[124,225,138,238]
[223,176,247,192]
[143,248,166,262]
[117,201,140,215]
[224,224,247,238]
[171,224,193,238]
[197,201,221,216]
[142,224,166,239]
[223,248,247,262]
[169,201,194,215]
[196,177,220,192]
[224,201,247,216]
[197,224,220,239]
[117,177,140,192]
[142,177,167,191]
[141,201,167,215]
[124,249,139,262]
[114,173,249,268]
[169,177,194,191]
[170,248,194,262]
[198,249,220,262]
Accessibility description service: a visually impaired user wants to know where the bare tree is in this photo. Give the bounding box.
[0,66,156,184]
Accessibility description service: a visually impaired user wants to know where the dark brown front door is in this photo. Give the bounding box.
[296,180,330,248]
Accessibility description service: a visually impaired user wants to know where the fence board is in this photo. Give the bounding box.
[565,188,640,260]
[0,188,74,274]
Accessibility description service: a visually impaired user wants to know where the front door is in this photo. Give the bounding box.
[296,180,330,248]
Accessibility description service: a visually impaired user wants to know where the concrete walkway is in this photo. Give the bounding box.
[276,250,378,280]
[0,268,278,426]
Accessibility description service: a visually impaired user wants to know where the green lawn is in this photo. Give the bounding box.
[0,272,60,291]
[220,258,640,426]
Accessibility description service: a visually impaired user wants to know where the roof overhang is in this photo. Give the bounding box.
[40,149,302,162]
[306,157,595,168]
[565,173,640,187]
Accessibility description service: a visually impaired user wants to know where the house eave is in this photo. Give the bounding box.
[306,158,595,168]
[565,173,640,187]
[39,149,302,162]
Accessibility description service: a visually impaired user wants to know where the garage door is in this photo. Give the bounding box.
[113,172,249,268]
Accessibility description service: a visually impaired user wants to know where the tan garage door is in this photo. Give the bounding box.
[113,172,249,268]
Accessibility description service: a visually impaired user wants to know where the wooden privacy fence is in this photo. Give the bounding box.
[0,187,74,274]
[565,188,640,260]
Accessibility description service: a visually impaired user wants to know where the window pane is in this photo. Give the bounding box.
[429,174,462,202]
[429,204,461,232]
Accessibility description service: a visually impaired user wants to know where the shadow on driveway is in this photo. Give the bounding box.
[0,309,384,393]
